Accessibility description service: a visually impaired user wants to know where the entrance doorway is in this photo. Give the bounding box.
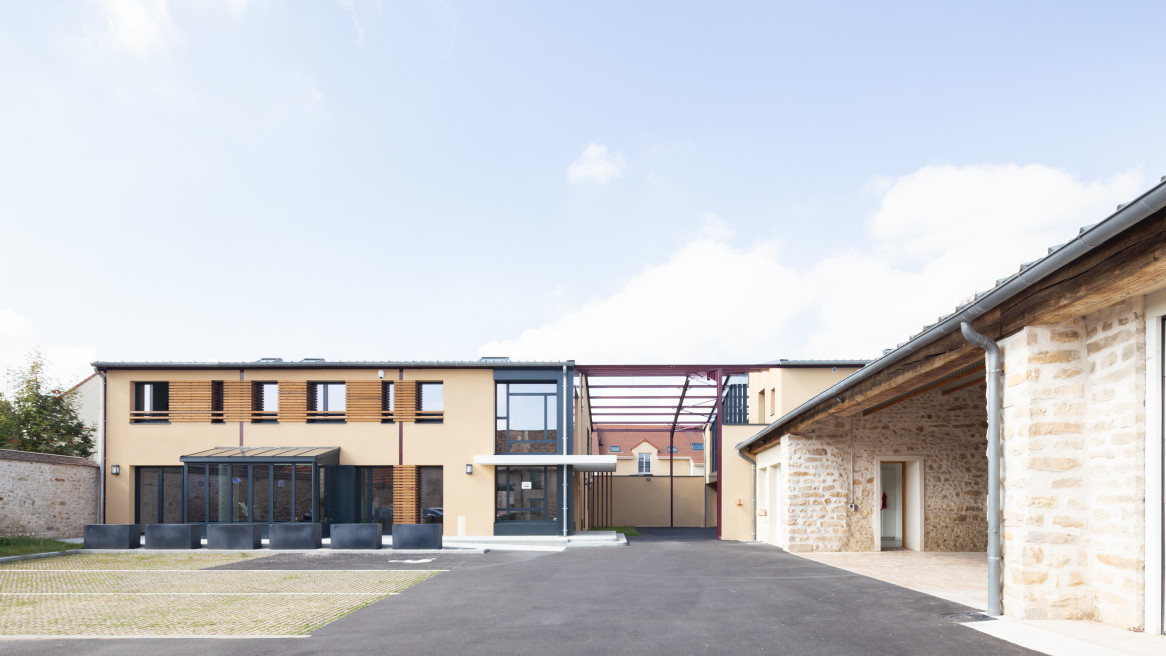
[873,456,923,551]
[880,462,905,549]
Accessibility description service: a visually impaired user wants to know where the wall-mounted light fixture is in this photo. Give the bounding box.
[465,464,473,475]
[110,465,120,476]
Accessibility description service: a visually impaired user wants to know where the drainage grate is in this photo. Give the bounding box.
[942,612,996,623]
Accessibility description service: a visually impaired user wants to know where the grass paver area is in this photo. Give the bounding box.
[0,553,440,637]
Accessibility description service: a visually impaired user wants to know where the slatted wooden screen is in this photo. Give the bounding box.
[279,381,309,422]
[169,381,213,422]
[222,381,252,422]
[394,381,418,422]
[393,465,420,524]
[346,381,382,422]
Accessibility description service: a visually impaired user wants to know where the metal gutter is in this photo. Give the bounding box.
[737,177,1166,453]
[93,360,575,370]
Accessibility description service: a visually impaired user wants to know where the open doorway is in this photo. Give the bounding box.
[880,462,905,549]
[873,456,923,551]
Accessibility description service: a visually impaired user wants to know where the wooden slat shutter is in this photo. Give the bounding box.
[394,381,418,422]
[346,381,382,422]
[279,381,309,422]
[222,381,252,423]
[393,465,420,524]
[169,381,212,422]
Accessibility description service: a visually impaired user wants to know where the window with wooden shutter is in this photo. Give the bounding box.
[393,465,420,524]
[279,381,308,422]
[417,382,443,423]
[346,381,381,422]
[168,381,211,422]
[221,381,252,423]
[252,382,278,423]
[393,381,418,422]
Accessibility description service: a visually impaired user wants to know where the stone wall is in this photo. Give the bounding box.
[778,383,988,553]
[998,297,1146,628]
[0,449,99,538]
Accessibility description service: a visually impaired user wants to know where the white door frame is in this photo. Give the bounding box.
[1144,288,1166,635]
[872,455,924,551]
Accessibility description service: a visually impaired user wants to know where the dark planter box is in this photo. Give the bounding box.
[392,523,442,550]
[207,524,263,550]
[269,523,322,550]
[145,524,202,550]
[84,524,140,549]
[330,523,382,550]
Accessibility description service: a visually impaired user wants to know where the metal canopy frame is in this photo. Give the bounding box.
[576,364,771,537]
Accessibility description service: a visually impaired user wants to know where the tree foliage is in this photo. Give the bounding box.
[0,354,94,458]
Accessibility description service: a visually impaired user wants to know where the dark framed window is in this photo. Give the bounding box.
[666,446,678,453]
[420,466,443,524]
[417,382,443,423]
[135,466,183,526]
[690,442,704,451]
[495,466,559,522]
[308,382,346,422]
[359,467,394,530]
[131,382,169,423]
[211,381,224,423]
[184,462,319,524]
[252,382,278,423]
[381,382,395,423]
[495,382,559,454]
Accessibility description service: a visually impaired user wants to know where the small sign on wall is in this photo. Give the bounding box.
[521,481,532,490]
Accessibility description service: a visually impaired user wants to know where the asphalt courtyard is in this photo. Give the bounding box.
[2,528,1038,655]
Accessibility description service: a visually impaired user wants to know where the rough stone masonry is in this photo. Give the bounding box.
[0,448,98,538]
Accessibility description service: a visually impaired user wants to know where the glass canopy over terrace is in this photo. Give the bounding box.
[179,447,340,525]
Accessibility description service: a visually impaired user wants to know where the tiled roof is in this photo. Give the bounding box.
[592,424,704,464]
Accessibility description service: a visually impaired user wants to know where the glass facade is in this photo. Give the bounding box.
[495,383,560,454]
[135,466,183,527]
[495,466,559,522]
[184,462,319,524]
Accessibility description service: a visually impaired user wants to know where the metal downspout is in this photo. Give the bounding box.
[562,365,569,537]
[960,321,1002,617]
[737,450,756,541]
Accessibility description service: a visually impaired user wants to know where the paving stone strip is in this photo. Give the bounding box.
[0,552,441,637]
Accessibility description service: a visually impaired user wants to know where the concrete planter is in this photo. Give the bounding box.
[392,524,442,550]
[83,524,140,549]
[207,524,263,550]
[145,524,202,549]
[330,523,382,550]
[268,523,322,550]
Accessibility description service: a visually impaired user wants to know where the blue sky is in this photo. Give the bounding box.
[2,1,1166,386]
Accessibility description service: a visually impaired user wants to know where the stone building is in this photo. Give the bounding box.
[736,179,1166,634]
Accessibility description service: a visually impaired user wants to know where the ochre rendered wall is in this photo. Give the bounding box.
[609,475,707,527]
[102,367,496,536]
[719,424,762,541]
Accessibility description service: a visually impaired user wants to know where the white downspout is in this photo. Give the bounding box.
[562,365,569,537]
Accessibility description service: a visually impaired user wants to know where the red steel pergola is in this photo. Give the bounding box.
[576,364,771,537]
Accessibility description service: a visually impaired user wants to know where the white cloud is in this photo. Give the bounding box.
[92,0,180,56]
[0,310,97,392]
[479,239,810,362]
[483,163,1146,362]
[337,0,367,45]
[567,143,626,185]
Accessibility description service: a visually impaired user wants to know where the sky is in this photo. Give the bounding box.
[2,1,1166,389]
